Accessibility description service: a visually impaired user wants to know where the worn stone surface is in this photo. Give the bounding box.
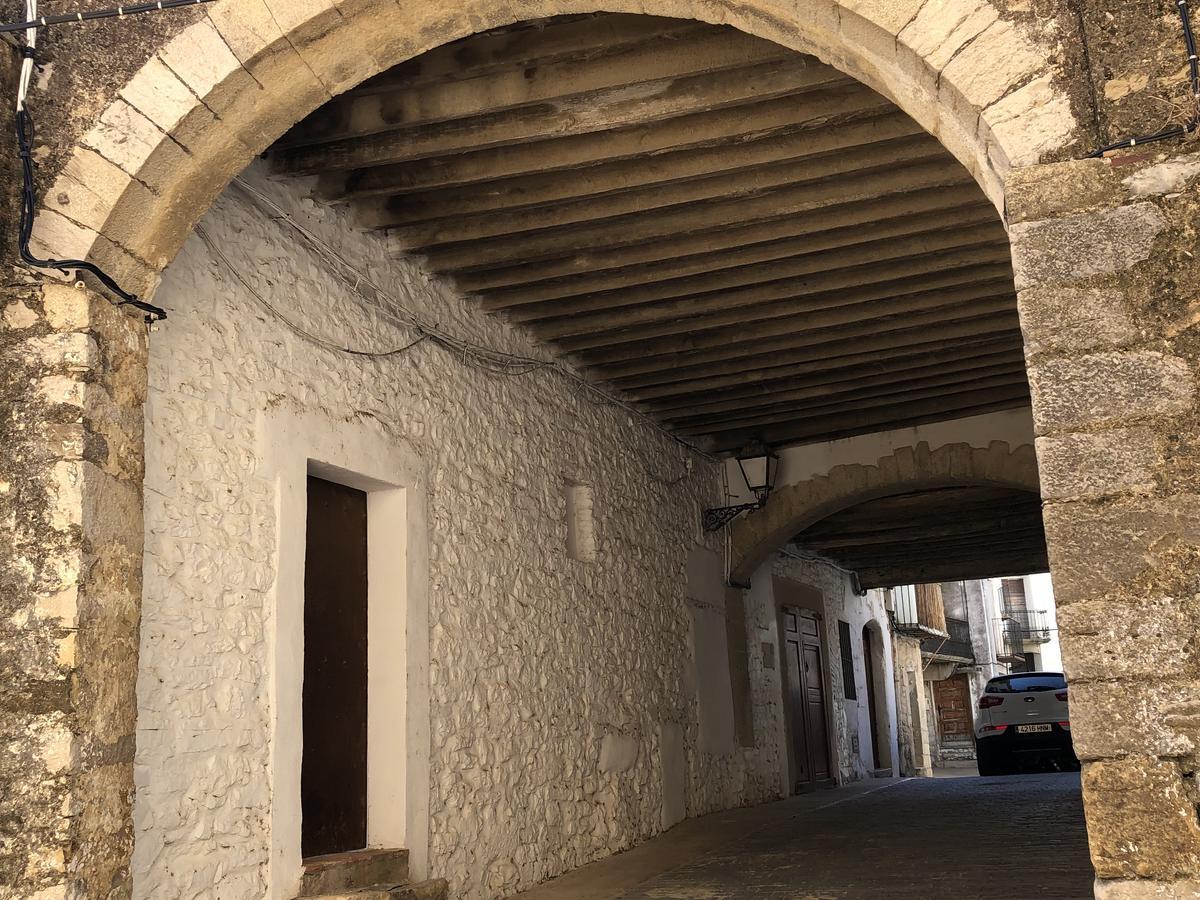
[1027,350,1195,433]
[1017,287,1141,356]
[612,774,1092,899]
[1036,429,1159,501]
[1041,496,1200,605]
[1082,758,1200,881]
[1009,203,1169,291]
[0,274,145,900]
[1068,679,1198,761]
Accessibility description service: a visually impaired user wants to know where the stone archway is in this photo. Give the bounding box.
[31,0,1080,303]
[15,3,1200,899]
[728,440,1040,585]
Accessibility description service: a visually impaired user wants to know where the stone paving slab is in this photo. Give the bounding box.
[517,774,1093,900]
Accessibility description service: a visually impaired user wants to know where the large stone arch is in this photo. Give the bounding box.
[31,0,1080,303]
[728,440,1040,585]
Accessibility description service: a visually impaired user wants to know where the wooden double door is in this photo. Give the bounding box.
[781,607,832,790]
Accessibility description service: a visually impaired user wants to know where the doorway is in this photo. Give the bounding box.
[863,625,882,770]
[302,475,370,858]
[933,673,974,751]
[781,606,832,790]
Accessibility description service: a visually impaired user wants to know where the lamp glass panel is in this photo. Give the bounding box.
[738,455,768,492]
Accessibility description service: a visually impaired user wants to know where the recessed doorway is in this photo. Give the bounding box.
[302,475,370,858]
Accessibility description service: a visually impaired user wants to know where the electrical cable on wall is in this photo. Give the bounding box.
[195,179,716,472]
[7,0,216,321]
[1088,0,1199,156]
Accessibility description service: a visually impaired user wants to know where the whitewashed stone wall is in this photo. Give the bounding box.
[132,162,797,900]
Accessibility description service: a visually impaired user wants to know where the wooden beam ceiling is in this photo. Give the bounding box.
[792,487,1049,589]
[270,14,1030,452]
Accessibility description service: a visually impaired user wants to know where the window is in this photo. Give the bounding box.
[838,620,856,700]
[985,673,1066,693]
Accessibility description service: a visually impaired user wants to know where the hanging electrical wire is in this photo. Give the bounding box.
[2,0,214,33]
[198,178,716,467]
[7,0,212,321]
[1088,0,1199,156]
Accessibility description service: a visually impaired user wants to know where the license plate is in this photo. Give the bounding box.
[1017,723,1052,734]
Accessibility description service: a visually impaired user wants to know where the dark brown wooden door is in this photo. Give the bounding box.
[783,608,831,789]
[863,626,881,769]
[934,673,973,742]
[302,476,369,858]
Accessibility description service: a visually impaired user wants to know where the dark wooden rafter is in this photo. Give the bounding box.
[269,13,1030,453]
[792,487,1047,589]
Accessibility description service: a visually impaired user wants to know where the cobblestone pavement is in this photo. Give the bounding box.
[613,773,1092,900]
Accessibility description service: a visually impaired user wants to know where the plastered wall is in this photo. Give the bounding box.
[132,162,802,900]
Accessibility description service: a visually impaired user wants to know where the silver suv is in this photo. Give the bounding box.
[975,672,1079,776]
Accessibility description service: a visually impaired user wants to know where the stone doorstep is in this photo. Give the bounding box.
[304,878,449,900]
[299,848,410,896]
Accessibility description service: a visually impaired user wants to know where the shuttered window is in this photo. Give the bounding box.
[838,619,857,700]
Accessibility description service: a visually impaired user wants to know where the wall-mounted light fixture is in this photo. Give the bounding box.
[702,440,779,532]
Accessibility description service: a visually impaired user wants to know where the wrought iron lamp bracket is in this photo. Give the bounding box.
[701,501,762,533]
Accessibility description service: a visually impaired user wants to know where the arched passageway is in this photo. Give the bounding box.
[6,2,1200,900]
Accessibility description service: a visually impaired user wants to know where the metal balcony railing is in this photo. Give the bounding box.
[1003,608,1052,644]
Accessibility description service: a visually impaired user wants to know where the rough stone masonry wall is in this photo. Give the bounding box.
[1007,146,1200,898]
[0,274,146,900]
[130,163,784,900]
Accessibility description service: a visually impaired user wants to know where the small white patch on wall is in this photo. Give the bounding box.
[564,481,596,562]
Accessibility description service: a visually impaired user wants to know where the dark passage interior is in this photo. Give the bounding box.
[302,476,370,858]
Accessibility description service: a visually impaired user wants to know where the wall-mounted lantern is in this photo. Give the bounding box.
[702,440,779,532]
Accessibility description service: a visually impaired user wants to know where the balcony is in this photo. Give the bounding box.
[921,616,974,662]
[1003,608,1052,644]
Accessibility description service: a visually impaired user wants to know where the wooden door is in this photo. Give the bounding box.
[302,476,369,858]
[862,626,881,769]
[933,674,973,743]
[783,607,831,789]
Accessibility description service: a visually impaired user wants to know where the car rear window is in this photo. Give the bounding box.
[985,674,1066,693]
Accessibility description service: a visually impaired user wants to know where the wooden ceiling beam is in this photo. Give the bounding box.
[806,486,1038,522]
[556,277,1016,359]
[427,160,972,271]
[829,535,1047,570]
[674,371,1030,436]
[626,335,1026,401]
[274,58,848,175]
[605,315,1024,389]
[340,112,923,218]
[806,528,1051,564]
[453,187,989,292]
[574,288,1016,369]
[278,26,789,148]
[655,352,1028,420]
[321,82,892,197]
[364,134,946,238]
[702,388,1032,452]
[347,16,708,94]
[855,553,1050,589]
[800,508,1044,546]
[644,346,1026,416]
[527,246,1012,339]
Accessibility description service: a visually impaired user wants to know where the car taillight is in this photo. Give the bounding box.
[980,724,1008,733]
[979,695,1003,708]
[1056,690,1069,702]
[1058,721,1071,730]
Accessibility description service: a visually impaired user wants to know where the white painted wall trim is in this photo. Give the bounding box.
[259,407,430,899]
